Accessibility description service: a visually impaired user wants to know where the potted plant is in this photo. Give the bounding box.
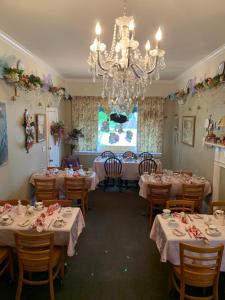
[50,121,64,145]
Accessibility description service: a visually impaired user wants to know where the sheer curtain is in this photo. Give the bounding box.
[137,97,164,153]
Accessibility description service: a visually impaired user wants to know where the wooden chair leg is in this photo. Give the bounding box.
[8,249,14,280]
[16,269,23,300]
[49,269,55,300]
[81,199,85,218]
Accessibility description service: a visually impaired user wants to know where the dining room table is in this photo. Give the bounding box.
[29,169,100,197]
[139,172,212,199]
[150,212,225,271]
[0,203,85,256]
[93,156,162,182]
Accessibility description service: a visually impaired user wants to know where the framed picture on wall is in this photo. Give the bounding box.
[0,102,8,166]
[36,114,46,142]
[182,116,196,147]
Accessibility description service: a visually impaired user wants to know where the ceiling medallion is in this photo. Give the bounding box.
[88,0,166,114]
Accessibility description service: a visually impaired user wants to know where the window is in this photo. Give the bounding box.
[97,106,138,152]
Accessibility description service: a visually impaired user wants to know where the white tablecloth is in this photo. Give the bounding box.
[150,214,225,271]
[29,171,99,195]
[0,206,85,257]
[139,174,211,199]
[93,157,162,182]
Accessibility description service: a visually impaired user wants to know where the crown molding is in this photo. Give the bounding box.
[0,29,62,80]
[176,43,225,81]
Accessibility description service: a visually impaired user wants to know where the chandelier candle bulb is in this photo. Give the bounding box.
[155,27,162,48]
[145,40,151,51]
[95,22,102,36]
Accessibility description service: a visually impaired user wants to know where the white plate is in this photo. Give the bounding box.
[0,218,14,226]
[17,220,30,227]
[205,228,221,237]
[53,221,65,228]
[172,229,186,236]
[168,221,179,228]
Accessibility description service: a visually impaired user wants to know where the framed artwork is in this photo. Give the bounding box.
[0,102,8,166]
[36,114,46,142]
[182,116,196,147]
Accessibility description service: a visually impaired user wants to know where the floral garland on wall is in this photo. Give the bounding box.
[166,72,225,103]
[0,55,72,101]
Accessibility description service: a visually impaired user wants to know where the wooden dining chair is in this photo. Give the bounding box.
[64,177,88,217]
[171,242,224,300]
[147,183,172,226]
[181,183,205,212]
[138,152,153,159]
[47,166,64,170]
[166,200,195,213]
[42,199,72,207]
[14,231,64,300]
[104,157,122,192]
[101,151,115,158]
[122,151,137,159]
[34,178,58,201]
[209,201,225,214]
[139,158,157,175]
[0,199,31,206]
[0,246,14,280]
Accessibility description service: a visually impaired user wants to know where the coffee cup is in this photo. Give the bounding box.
[214,209,224,217]
[162,209,171,218]
[55,216,64,226]
[2,214,10,223]
[36,202,43,210]
[208,224,218,233]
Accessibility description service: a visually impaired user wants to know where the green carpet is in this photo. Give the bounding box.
[1,189,224,299]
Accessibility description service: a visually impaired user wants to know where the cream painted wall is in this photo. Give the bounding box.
[167,48,225,198]
[0,37,67,199]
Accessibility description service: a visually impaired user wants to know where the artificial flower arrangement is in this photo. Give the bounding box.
[23,109,35,153]
[167,73,225,102]
[109,132,119,144]
[50,121,65,145]
[125,130,133,143]
[65,128,84,145]
[3,67,23,84]
[2,62,72,100]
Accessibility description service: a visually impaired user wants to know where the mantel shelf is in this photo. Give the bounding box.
[204,142,225,149]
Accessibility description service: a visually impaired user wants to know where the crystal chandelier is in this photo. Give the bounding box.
[88,0,166,114]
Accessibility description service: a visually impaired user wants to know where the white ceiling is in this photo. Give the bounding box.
[0,0,225,80]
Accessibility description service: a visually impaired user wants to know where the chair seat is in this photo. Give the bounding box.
[0,247,9,263]
[105,174,121,178]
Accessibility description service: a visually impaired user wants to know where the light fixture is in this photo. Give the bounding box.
[88,0,166,114]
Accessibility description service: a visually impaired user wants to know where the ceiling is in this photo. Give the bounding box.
[0,0,225,80]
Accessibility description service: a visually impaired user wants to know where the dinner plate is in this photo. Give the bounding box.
[205,228,221,237]
[0,218,14,226]
[17,220,30,227]
[172,229,186,236]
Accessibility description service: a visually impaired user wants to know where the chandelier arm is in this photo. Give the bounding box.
[97,50,110,72]
[130,64,141,79]
[146,56,158,75]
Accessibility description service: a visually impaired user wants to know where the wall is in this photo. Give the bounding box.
[0,36,67,199]
[168,47,225,185]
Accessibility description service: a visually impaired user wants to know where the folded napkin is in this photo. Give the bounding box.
[0,203,12,214]
[31,212,53,232]
[187,225,208,240]
[47,203,60,216]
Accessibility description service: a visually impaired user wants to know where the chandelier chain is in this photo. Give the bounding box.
[123,0,127,16]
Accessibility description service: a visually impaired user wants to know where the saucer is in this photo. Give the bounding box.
[0,218,13,226]
[53,220,65,228]
[172,229,186,236]
[205,228,221,237]
[168,220,179,228]
[17,220,30,227]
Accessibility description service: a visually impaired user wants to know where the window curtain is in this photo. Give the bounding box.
[72,96,110,151]
[137,97,164,153]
